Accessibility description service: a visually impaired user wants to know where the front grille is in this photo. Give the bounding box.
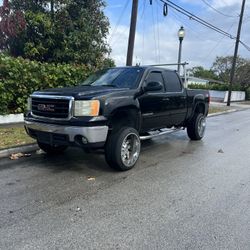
[31,97,71,119]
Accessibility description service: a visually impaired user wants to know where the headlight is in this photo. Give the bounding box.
[74,100,100,117]
[27,97,32,111]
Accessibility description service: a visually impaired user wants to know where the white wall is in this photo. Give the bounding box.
[209,90,246,102]
[224,91,245,102]
[0,114,24,124]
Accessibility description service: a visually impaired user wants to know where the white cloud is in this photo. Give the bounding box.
[108,4,123,9]
[211,0,241,9]
[180,0,241,9]
[107,2,250,70]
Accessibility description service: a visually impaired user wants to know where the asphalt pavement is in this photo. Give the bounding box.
[0,109,250,250]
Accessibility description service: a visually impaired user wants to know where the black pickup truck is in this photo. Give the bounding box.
[25,66,210,171]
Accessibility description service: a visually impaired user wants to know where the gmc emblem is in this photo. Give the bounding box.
[37,104,55,112]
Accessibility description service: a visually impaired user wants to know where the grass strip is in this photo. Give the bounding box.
[0,126,35,150]
[208,106,231,114]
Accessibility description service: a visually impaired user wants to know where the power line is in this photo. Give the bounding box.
[151,2,158,63]
[158,0,236,39]
[170,8,202,38]
[156,0,161,63]
[239,41,250,51]
[140,0,147,18]
[155,0,250,52]
[202,22,235,59]
[200,0,238,18]
[108,0,130,44]
[169,7,240,61]
[242,16,250,24]
[109,0,145,46]
[141,0,146,64]
[222,43,235,55]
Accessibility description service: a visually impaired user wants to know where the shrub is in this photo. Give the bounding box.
[0,55,108,114]
[246,88,250,100]
[188,83,243,91]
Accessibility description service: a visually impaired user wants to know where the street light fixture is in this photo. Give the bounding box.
[177,26,185,74]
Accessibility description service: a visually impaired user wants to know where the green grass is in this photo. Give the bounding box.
[208,106,230,114]
[239,101,250,105]
[0,126,35,150]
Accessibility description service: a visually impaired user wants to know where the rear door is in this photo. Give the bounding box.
[162,70,187,126]
[139,70,169,131]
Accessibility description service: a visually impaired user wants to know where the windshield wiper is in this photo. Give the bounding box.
[101,84,117,87]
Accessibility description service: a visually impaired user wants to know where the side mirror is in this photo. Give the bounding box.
[144,81,163,92]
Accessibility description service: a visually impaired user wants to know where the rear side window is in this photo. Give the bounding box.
[163,71,182,92]
[146,71,165,92]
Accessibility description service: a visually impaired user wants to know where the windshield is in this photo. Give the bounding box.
[82,68,144,89]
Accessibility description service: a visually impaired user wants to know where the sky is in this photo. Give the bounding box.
[1,0,249,70]
[105,0,250,69]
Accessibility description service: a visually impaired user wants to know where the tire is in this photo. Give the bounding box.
[105,127,141,171]
[37,141,68,154]
[187,113,206,140]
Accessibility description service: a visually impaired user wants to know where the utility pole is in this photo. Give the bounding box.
[126,0,138,66]
[227,0,246,106]
[51,0,54,20]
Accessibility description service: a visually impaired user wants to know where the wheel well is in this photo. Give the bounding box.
[194,103,205,115]
[109,107,140,131]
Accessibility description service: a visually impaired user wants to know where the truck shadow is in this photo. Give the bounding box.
[1,131,203,174]
[34,149,113,173]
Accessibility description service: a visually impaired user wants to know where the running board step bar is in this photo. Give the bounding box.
[140,127,184,140]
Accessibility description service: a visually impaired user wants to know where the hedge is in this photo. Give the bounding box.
[0,55,97,114]
[188,83,243,91]
[246,88,250,100]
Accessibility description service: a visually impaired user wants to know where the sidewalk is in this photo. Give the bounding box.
[210,101,250,109]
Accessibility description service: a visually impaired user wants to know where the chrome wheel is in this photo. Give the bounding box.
[121,133,141,167]
[198,116,206,137]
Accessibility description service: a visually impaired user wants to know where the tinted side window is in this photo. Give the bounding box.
[163,71,182,92]
[112,68,143,88]
[146,72,165,92]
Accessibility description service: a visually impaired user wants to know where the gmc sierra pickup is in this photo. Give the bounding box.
[24,66,210,171]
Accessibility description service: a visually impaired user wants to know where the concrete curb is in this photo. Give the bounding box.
[0,143,39,159]
[208,109,237,117]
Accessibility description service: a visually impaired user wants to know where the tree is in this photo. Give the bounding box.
[0,0,26,51]
[0,0,112,66]
[235,62,250,91]
[212,56,245,83]
[53,0,111,65]
[189,66,218,80]
[212,56,250,90]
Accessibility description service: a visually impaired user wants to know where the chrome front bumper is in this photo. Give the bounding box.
[24,121,108,143]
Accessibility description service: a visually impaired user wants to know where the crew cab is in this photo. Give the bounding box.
[24,66,210,171]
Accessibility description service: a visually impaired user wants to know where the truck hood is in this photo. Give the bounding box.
[33,85,130,99]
